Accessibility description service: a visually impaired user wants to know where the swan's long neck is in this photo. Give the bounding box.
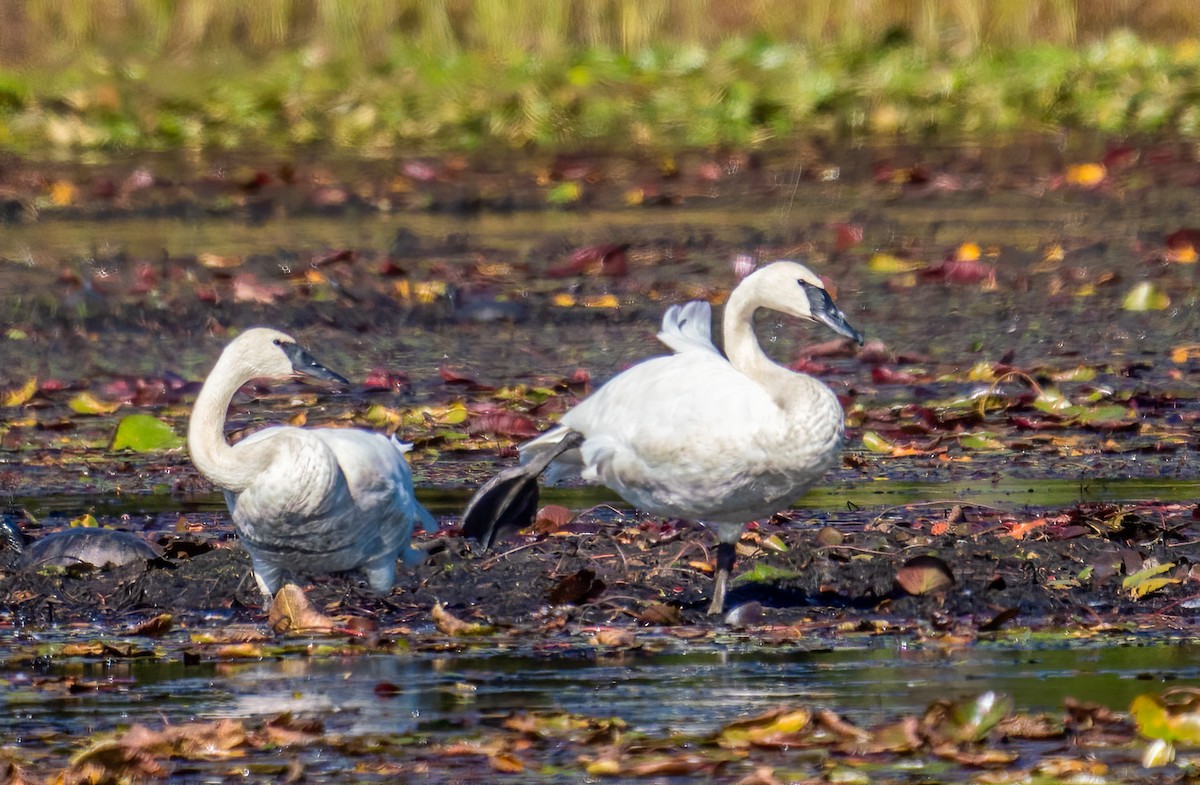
[187,354,263,493]
[723,284,826,409]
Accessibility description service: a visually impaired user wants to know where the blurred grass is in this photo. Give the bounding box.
[1,0,1200,154]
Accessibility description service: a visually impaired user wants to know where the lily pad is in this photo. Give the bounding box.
[111,414,184,452]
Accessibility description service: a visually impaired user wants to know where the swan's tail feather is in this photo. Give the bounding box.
[461,431,584,550]
[657,300,720,356]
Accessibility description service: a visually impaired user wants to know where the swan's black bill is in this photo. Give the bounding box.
[461,432,584,550]
[282,343,350,385]
[802,283,864,345]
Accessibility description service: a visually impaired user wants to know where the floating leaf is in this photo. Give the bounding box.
[1131,691,1200,746]
[69,513,99,528]
[868,252,923,273]
[111,414,184,452]
[861,431,893,453]
[546,181,581,204]
[592,628,637,647]
[69,391,122,415]
[944,691,1014,742]
[1143,737,1176,768]
[718,707,812,749]
[1065,162,1107,188]
[959,432,1005,451]
[1123,281,1170,311]
[895,555,955,596]
[2,377,37,407]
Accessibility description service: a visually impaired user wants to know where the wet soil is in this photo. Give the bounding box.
[2,136,1200,629]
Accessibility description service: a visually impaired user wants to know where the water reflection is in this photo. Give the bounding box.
[18,637,1196,743]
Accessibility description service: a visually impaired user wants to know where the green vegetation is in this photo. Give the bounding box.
[1,1,1199,154]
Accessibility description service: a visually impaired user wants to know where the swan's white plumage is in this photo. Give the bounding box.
[187,328,437,599]
[514,261,861,613]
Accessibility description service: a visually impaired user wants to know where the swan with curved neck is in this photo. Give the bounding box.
[462,261,863,615]
[188,327,438,603]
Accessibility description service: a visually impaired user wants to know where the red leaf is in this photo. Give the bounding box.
[832,222,864,251]
[872,366,920,385]
[546,244,630,278]
[467,412,542,439]
[439,365,481,386]
[363,368,411,392]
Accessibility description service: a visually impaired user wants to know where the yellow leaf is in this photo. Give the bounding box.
[955,241,981,262]
[413,280,447,304]
[2,377,37,407]
[868,252,924,273]
[861,431,893,453]
[1066,162,1107,188]
[432,602,495,636]
[965,361,998,382]
[581,294,619,309]
[68,391,121,415]
[70,513,99,528]
[1166,243,1197,264]
[50,180,78,206]
[552,293,577,307]
[1123,281,1170,312]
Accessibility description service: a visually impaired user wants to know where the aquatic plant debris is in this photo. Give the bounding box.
[3,139,1200,780]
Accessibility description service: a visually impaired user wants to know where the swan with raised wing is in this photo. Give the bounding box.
[461,261,863,615]
[187,328,438,603]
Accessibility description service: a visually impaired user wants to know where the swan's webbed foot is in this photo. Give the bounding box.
[707,540,737,615]
[461,432,584,551]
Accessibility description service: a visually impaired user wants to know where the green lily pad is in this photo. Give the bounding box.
[111,414,184,452]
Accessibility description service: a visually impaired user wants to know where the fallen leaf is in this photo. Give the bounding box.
[895,555,955,596]
[269,584,336,634]
[2,377,37,407]
[111,414,184,452]
[1065,162,1107,188]
[1123,281,1170,311]
[432,602,495,636]
[547,568,605,605]
[69,391,122,415]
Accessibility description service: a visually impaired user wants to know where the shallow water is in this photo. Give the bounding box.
[4,633,1196,781]
[4,143,1200,779]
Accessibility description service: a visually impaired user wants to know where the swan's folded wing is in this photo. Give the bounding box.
[657,300,721,356]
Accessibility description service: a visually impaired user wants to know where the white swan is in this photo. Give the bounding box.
[187,328,438,603]
[461,261,863,615]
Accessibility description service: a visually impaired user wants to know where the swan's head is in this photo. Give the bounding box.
[223,328,350,385]
[744,261,864,345]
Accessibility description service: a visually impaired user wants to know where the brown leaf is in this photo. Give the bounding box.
[592,628,637,647]
[62,739,166,784]
[534,504,575,535]
[432,602,495,636]
[264,713,324,746]
[895,555,956,596]
[126,613,173,637]
[489,751,525,773]
[269,584,336,635]
[637,603,683,626]
[547,568,605,605]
